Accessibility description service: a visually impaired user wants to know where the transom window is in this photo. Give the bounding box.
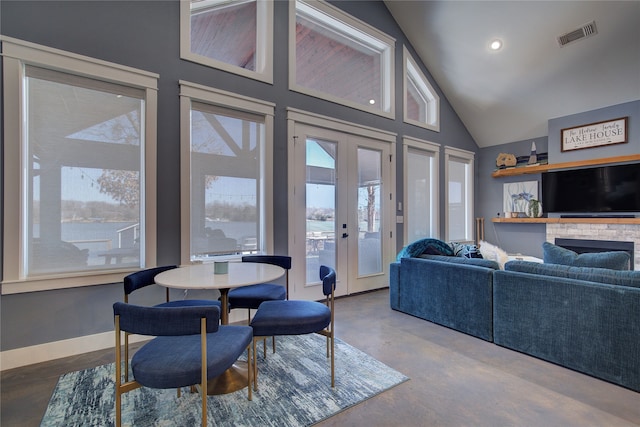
[404,47,439,131]
[180,0,274,83]
[290,0,395,117]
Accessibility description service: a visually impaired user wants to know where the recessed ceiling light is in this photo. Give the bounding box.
[490,39,503,51]
[369,99,376,105]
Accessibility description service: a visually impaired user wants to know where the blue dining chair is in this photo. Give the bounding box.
[228,255,291,316]
[250,265,336,388]
[123,266,222,380]
[113,302,253,427]
[124,265,222,308]
[228,255,291,355]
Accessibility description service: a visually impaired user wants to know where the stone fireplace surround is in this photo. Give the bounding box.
[547,222,640,271]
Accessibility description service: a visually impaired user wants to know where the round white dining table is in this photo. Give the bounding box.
[154,261,285,325]
[154,261,285,395]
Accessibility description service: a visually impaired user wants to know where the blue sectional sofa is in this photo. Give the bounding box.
[493,261,640,393]
[390,252,640,392]
[390,254,500,342]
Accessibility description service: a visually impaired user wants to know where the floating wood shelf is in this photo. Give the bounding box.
[492,217,640,224]
[491,154,640,178]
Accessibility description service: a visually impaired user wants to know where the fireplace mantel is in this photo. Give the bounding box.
[492,217,640,224]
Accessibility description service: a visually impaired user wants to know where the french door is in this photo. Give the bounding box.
[288,121,393,300]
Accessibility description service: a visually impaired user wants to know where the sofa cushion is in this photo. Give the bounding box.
[505,260,640,288]
[397,257,495,341]
[418,254,500,270]
[542,242,630,270]
[396,238,454,260]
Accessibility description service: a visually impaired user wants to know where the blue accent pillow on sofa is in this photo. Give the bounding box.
[449,242,483,258]
[396,238,454,260]
[542,242,630,270]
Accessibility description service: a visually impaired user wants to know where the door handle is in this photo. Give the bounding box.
[342,233,349,238]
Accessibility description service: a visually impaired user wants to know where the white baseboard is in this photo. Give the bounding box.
[1,310,249,371]
[0,331,147,371]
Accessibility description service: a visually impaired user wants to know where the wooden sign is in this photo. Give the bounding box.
[561,117,627,152]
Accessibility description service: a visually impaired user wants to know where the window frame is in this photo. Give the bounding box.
[403,136,440,242]
[444,146,475,243]
[179,81,275,265]
[180,0,274,84]
[403,46,440,131]
[289,0,395,118]
[1,36,159,294]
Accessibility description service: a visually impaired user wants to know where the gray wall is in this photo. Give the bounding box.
[478,100,640,258]
[0,1,478,352]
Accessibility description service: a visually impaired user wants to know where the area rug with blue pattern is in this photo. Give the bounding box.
[41,334,409,426]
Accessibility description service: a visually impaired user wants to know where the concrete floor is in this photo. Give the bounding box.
[2,288,639,426]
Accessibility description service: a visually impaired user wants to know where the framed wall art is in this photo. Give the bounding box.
[503,180,538,217]
[561,117,627,152]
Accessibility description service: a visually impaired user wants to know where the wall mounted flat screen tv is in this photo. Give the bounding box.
[542,163,640,215]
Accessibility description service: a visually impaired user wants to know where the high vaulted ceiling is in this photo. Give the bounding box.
[384,1,640,148]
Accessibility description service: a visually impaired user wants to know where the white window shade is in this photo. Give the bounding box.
[189,104,264,258]
[445,147,474,242]
[24,67,145,276]
[405,144,439,241]
[180,81,275,264]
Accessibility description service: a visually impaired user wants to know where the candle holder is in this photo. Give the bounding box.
[214,261,228,274]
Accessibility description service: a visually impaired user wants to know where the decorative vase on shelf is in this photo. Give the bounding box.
[528,141,538,165]
[527,199,542,218]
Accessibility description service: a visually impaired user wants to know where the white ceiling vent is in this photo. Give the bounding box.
[557,21,598,47]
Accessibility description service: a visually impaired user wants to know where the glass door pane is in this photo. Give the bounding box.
[357,147,382,276]
[305,139,336,284]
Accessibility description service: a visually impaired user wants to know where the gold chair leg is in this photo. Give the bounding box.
[201,318,207,427]
[247,344,253,401]
[124,332,129,382]
[252,337,259,391]
[115,320,122,427]
[326,335,330,358]
[330,332,335,388]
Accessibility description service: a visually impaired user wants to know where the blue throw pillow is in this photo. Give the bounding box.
[449,242,483,259]
[396,238,454,260]
[542,242,630,271]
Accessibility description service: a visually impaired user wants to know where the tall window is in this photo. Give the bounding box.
[403,47,439,131]
[445,147,474,242]
[180,0,274,83]
[290,0,395,117]
[403,137,439,242]
[2,37,158,293]
[180,82,274,263]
